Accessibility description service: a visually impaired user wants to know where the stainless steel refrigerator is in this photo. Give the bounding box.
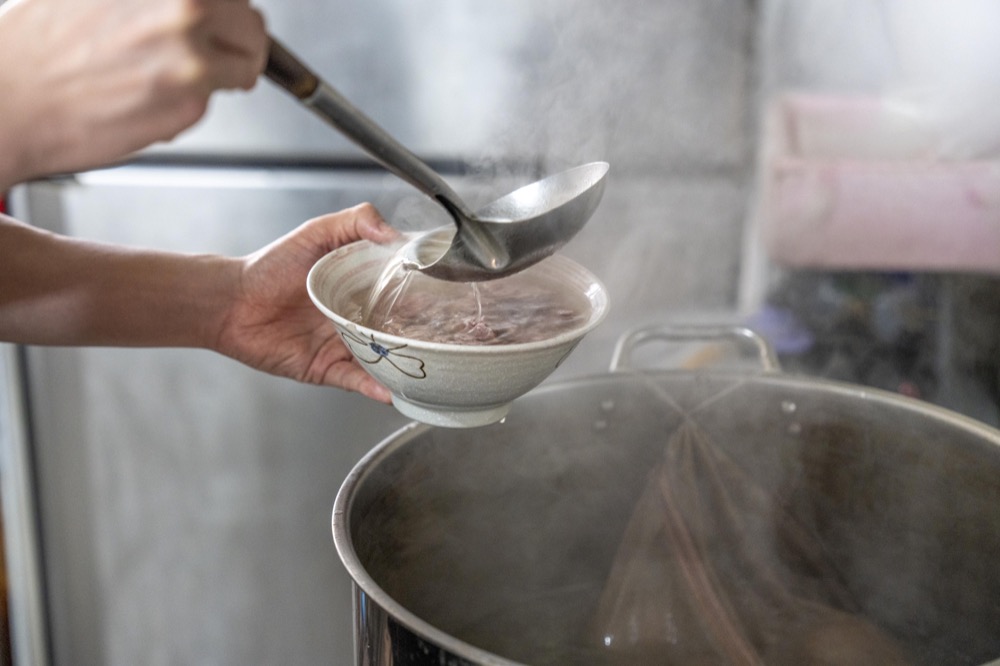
[0,1,758,663]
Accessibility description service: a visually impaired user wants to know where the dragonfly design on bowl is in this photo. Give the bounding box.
[337,326,427,379]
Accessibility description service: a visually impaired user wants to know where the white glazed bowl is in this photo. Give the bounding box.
[307,240,609,428]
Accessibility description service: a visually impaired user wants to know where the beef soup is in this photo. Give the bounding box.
[307,239,610,427]
[348,261,595,346]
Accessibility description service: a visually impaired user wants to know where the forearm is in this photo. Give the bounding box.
[0,83,32,193]
[0,214,239,348]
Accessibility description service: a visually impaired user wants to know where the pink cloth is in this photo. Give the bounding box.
[761,96,1000,273]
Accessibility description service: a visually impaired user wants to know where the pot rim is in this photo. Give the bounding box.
[332,367,1000,664]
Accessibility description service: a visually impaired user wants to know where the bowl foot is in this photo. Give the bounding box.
[391,396,511,428]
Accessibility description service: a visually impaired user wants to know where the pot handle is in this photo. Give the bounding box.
[609,325,781,373]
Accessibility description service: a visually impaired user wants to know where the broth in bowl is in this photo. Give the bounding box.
[348,263,596,346]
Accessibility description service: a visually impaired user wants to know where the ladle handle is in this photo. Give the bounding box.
[264,37,472,219]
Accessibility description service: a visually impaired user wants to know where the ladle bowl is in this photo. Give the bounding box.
[400,161,609,280]
[265,37,609,281]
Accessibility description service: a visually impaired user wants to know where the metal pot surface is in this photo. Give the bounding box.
[333,327,1000,665]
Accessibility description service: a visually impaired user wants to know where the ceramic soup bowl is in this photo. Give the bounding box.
[306,238,609,428]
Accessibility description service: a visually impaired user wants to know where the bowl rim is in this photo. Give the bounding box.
[306,243,611,354]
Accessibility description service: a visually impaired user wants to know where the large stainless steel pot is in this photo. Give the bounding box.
[333,326,1000,665]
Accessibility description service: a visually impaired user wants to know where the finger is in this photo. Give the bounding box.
[350,202,400,244]
[299,203,398,255]
[331,362,394,404]
[358,377,394,404]
[104,94,211,155]
[197,4,268,89]
[203,2,267,58]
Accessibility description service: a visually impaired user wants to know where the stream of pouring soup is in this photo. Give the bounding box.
[346,251,593,345]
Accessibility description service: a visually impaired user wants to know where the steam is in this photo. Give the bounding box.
[475,1,756,176]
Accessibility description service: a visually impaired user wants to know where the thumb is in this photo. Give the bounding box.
[352,203,400,245]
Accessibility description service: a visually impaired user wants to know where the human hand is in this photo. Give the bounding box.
[0,0,267,188]
[215,203,400,403]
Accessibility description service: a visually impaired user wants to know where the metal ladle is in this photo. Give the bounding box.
[264,38,609,281]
